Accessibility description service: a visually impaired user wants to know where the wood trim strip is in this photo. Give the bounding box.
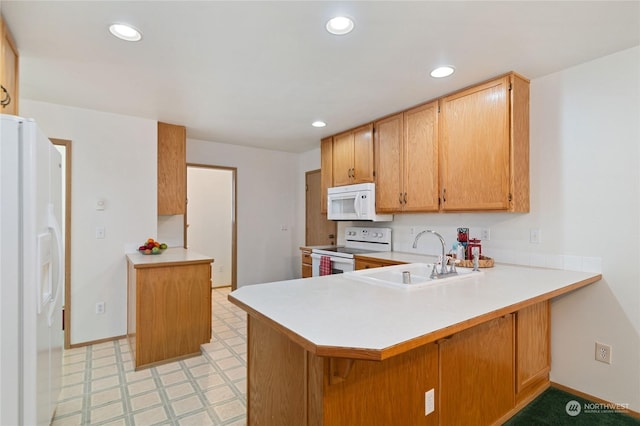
[69,334,127,349]
[550,382,640,419]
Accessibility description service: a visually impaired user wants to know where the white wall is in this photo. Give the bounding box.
[187,167,233,287]
[19,100,157,345]
[187,139,299,287]
[296,47,640,410]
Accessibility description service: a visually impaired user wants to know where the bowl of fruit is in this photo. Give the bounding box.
[138,238,168,255]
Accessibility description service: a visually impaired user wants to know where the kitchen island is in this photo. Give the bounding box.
[126,248,214,370]
[229,262,601,425]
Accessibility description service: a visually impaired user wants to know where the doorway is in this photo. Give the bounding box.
[185,164,237,290]
[305,169,336,246]
[51,139,71,349]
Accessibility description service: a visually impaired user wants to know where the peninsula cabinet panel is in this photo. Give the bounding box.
[248,316,306,425]
[317,343,439,426]
[439,73,529,212]
[439,314,514,426]
[320,137,333,214]
[515,300,550,402]
[332,124,374,187]
[157,121,186,215]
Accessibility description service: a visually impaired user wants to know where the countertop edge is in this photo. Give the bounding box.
[231,273,602,361]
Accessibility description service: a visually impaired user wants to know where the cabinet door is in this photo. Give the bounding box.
[320,137,333,213]
[440,76,510,211]
[516,301,550,401]
[404,102,439,212]
[352,123,374,183]
[0,16,19,116]
[157,122,186,215]
[439,315,514,425]
[374,114,403,213]
[332,131,354,186]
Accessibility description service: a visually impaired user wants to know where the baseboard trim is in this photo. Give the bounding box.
[550,382,639,419]
[69,334,127,349]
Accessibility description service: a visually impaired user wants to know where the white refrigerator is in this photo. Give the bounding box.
[1,114,64,426]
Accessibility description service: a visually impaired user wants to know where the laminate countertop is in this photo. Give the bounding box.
[126,248,213,268]
[229,262,601,360]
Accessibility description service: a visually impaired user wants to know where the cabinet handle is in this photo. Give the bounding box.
[442,188,447,202]
[399,193,403,204]
[0,85,11,108]
[403,192,407,204]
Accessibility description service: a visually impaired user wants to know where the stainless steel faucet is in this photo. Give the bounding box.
[412,230,449,276]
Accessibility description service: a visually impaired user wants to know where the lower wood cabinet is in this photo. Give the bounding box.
[439,315,514,426]
[127,258,212,370]
[301,248,312,278]
[515,300,550,403]
[245,300,551,425]
[354,257,405,270]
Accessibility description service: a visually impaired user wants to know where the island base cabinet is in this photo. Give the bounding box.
[128,261,212,370]
[438,315,515,426]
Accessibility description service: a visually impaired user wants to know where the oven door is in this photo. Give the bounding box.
[311,253,355,276]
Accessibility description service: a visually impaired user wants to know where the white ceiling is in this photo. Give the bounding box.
[3,1,639,153]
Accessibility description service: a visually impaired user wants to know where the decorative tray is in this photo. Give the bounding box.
[455,255,494,268]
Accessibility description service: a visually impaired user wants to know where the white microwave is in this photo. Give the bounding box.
[327,183,393,222]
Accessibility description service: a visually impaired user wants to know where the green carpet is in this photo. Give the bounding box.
[504,387,640,425]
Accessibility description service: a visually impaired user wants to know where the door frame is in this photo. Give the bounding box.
[184,164,238,290]
[51,139,72,349]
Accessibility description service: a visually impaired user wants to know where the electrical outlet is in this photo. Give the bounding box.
[95,226,105,239]
[529,228,541,244]
[481,228,491,241]
[595,342,612,364]
[410,227,416,235]
[425,389,435,415]
[96,302,105,315]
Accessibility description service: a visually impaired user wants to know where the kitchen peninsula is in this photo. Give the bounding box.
[229,262,601,425]
[126,248,213,370]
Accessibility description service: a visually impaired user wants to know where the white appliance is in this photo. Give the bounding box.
[1,114,64,426]
[327,183,393,222]
[311,227,392,276]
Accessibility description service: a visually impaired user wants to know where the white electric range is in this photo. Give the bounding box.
[311,226,392,276]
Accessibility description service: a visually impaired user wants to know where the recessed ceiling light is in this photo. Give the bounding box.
[326,16,354,35]
[312,121,327,128]
[430,66,455,78]
[109,23,142,42]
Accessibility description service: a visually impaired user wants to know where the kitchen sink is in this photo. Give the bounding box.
[346,263,482,289]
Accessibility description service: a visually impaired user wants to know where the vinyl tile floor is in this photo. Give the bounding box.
[52,287,247,426]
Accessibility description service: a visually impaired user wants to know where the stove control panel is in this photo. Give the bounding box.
[345,227,392,244]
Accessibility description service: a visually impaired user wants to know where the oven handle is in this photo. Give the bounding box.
[311,253,354,265]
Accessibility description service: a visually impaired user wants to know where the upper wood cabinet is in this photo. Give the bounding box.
[375,101,439,213]
[320,137,333,214]
[332,123,374,186]
[440,73,530,212]
[157,122,186,215]
[1,14,19,116]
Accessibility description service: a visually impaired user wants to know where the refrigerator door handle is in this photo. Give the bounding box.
[46,203,64,327]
